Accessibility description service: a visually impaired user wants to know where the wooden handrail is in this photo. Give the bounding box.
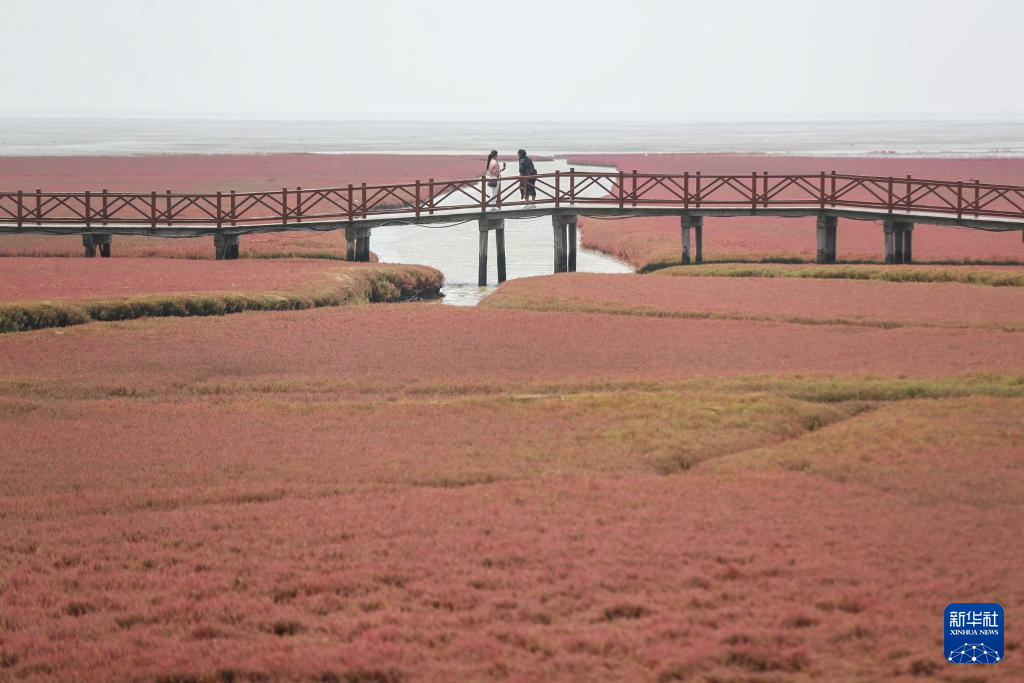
[1,171,1023,226]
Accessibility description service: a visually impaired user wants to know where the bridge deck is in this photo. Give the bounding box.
[3,204,1023,237]
[3,171,1023,267]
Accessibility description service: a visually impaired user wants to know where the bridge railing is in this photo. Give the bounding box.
[1,172,1023,227]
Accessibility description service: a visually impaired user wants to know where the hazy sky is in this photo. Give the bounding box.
[2,0,1022,120]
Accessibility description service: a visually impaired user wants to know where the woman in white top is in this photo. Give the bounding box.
[485,149,506,210]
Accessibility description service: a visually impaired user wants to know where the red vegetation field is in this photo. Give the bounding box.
[483,272,1024,329]
[569,154,1024,268]
[0,154,483,193]
[2,285,1023,679]
[0,258,443,332]
[2,305,1024,393]
[0,257,354,301]
[0,154,483,259]
[3,415,1021,681]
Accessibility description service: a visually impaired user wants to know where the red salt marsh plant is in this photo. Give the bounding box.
[704,395,1024,506]
[0,153,483,194]
[482,272,1024,329]
[0,231,362,260]
[579,213,1024,271]
[0,258,442,332]
[0,390,870,508]
[2,460,1022,680]
[3,305,1024,394]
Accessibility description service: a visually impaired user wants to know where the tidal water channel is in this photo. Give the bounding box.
[371,159,633,305]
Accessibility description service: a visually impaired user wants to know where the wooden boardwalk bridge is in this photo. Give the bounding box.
[2,170,1023,285]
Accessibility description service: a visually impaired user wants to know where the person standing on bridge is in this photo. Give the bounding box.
[485,149,505,210]
[518,149,538,207]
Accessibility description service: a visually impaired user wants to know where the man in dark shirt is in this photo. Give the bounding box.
[517,149,538,207]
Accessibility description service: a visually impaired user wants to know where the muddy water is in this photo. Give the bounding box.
[370,159,633,305]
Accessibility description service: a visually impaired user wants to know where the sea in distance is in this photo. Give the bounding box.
[2,118,1024,157]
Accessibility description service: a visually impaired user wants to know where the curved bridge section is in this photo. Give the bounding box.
[2,171,1023,280]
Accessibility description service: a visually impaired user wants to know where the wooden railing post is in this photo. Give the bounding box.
[974,180,980,218]
[361,182,367,218]
[415,180,421,218]
[295,187,303,223]
[16,190,23,228]
[631,169,637,207]
[695,172,702,208]
[569,168,576,204]
[428,178,435,214]
[480,176,487,211]
[216,191,223,228]
[35,189,41,226]
[830,171,836,207]
[887,177,894,214]
[165,190,172,226]
[555,170,561,209]
[750,172,757,211]
[956,181,963,220]
[85,190,92,228]
[684,171,690,210]
[150,191,157,228]
[230,190,237,226]
[347,184,354,220]
[282,187,289,224]
[819,171,826,209]
[762,171,768,208]
[618,170,625,209]
[905,175,912,212]
[101,189,109,226]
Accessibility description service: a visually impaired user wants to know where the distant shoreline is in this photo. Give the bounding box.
[3,118,1024,158]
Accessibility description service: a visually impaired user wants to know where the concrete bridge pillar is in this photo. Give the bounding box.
[83,233,112,257]
[816,215,838,264]
[214,233,240,260]
[883,219,913,264]
[552,215,568,273]
[495,222,507,283]
[345,226,371,262]
[478,218,505,286]
[681,215,703,265]
[345,226,356,261]
[567,215,578,272]
[901,224,914,264]
[357,228,371,262]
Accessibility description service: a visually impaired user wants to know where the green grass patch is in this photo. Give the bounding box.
[653,263,1024,287]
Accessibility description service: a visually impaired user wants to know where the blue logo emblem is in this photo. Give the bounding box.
[945,603,1003,663]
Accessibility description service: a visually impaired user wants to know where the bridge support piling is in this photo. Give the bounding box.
[495,222,507,284]
[477,218,505,286]
[694,219,703,264]
[82,234,112,258]
[357,228,371,262]
[214,233,240,260]
[345,226,356,261]
[567,216,577,272]
[816,215,838,264]
[884,219,913,264]
[478,220,489,286]
[681,215,703,265]
[552,215,568,273]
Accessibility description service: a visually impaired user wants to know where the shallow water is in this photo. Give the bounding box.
[4,118,1024,156]
[370,159,633,306]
